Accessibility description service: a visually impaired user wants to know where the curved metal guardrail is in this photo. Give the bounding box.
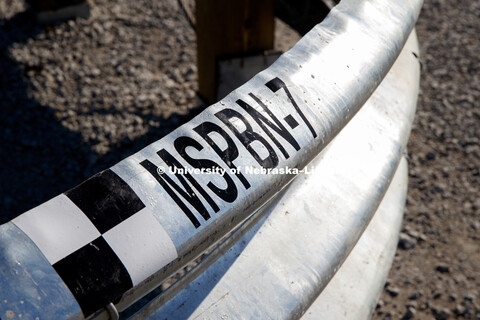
[0,0,422,319]
[128,30,420,320]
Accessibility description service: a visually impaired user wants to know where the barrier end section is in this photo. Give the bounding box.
[0,222,83,320]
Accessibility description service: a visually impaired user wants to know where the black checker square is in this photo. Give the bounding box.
[65,169,145,233]
[53,236,133,317]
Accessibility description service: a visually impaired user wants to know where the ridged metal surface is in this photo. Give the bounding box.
[0,0,422,318]
[0,223,83,320]
[129,29,420,319]
[116,0,422,312]
[301,158,408,320]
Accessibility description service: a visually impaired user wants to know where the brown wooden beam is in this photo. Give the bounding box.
[196,0,274,104]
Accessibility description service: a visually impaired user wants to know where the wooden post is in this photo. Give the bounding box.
[196,0,275,104]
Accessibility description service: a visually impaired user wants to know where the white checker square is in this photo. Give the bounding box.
[103,207,178,286]
[13,194,101,264]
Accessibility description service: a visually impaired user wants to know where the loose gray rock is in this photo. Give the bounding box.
[399,232,417,250]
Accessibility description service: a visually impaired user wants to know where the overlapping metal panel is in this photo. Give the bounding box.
[0,0,422,318]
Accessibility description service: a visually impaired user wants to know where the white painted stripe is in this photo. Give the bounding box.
[12,194,101,264]
[103,207,178,286]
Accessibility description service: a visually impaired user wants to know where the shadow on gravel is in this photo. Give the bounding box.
[0,10,206,223]
[0,9,96,223]
[91,102,207,177]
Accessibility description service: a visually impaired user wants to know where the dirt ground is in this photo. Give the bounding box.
[373,0,480,319]
[0,0,479,319]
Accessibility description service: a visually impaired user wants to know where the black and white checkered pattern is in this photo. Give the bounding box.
[13,169,177,317]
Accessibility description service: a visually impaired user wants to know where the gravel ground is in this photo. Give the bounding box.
[373,1,480,319]
[0,0,478,319]
[0,0,202,222]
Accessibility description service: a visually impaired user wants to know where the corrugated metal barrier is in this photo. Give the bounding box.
[0,0,422,319]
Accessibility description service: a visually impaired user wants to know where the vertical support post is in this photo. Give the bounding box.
[196,0,275,104]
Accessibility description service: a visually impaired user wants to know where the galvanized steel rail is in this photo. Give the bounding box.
[0,0,422,319]
[129,31,420,319]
